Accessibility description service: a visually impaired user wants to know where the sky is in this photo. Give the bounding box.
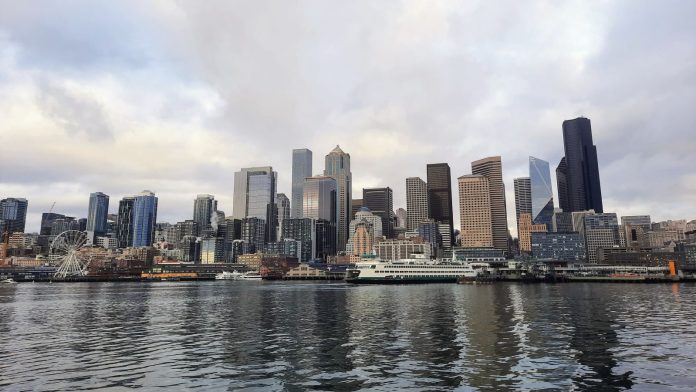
[1,0,695,235]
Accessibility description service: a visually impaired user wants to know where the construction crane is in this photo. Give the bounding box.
[49,201,56,214]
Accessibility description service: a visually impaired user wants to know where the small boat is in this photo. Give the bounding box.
[215,270,243,280]
[239,271,262,280]
[1,278,17,284]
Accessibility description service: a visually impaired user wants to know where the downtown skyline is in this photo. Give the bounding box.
[1,1,695,233]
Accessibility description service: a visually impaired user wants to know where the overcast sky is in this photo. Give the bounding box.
[1,0,694,235]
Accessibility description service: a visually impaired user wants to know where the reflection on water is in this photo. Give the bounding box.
[1,282,696,391]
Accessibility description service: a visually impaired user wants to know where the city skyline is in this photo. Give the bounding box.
[1,2,695,234]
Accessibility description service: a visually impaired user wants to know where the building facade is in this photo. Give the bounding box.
[362,187,394,239]
[471,156,509,252]
[132,191,158,247]
[458,175,493,248]
[406,177,429,231]
[518,213,549,253]
[529,156,554,229]
[193,194,217,233]
[557,117,603,213]
[0,198,28,234]
[86,192,109,237]
[513,177,531,236]
[303,176,337,223]
[324,145,352,252]
[584,213,620,263]
[530,232,585,261]
[374,239,430,261]
[291,148,312,218]
[426,163,454,245]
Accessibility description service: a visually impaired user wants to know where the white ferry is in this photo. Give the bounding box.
[215,270,243,280]
[346,259,479,284]
[239,271,263,280]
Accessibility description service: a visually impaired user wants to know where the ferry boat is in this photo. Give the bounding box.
[239,271,262,280]
[215,270,243,280]
[346,259,479,284]
[1,278,17,284]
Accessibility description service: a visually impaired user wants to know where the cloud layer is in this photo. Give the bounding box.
[1,0,694,234]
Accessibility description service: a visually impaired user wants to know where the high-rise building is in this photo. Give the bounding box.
[621,215,652,248]
[556,158,569,212]
[86,192,109,237]
[406,177,428,232]
[233,166,277,243]
[351,222,373,256]
[551,209,573,233]
[314,219,337,261]
[241,217,266,254]
[395,208,407,229]
[458,175,493,248]
[471,156,509,252]
[558,117,603,213]
[275,193,290,240]
[40,213,70,236]
[0,198,28,234]
[324,145,352,251]
[116,197,135,248]
[303,176,337,222]
[132,191,158,247]
[584,213,620,263]
[529,156,554,229]
[348,207,383,254]
[200,237,224,263]
[427,163,454,245]
[513,177,531,236]
[282,218,315,262]
[193,194,217,233]
[291,148,312,218]
[363,187,394,239]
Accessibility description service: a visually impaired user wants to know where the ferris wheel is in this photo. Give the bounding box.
[49,230,91,279]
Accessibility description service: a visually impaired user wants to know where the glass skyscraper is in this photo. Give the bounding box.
[132,191,158,247]
[86,192,109,236]
[193,194,217,233]
[529,156,554,230]
[557,117,603,213]
[233,166,277,243]
[291,149,312,218]
[0,198,28,234]
[303,176,337,223]
[426,163,454,245]
[324,145,351,252]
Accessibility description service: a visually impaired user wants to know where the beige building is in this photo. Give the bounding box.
[518,213,547,253]
[406,177,429,231]
[458,175,493,248]
[238,253,263,271]
[374,238,430,261]
[471,156,509,251]
[351,222,373,256]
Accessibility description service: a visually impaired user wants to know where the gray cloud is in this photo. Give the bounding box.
[0,0,694,233]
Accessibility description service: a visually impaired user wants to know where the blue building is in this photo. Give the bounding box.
[291,149,312,218]
[0,198,28,234]
[132,191,158,247]
[86,192,109,236]
[529,157,554,230]
[531,232,585,261]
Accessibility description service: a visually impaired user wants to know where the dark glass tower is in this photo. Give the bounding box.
[559,117,603,213]
[362,187,394,239]
[426,163,454,245]
[116,197,135,248]
[556,157,569,212]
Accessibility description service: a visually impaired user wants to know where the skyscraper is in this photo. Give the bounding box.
[233,166,277,242]
[395,208,407,229]
[303,176,337,222]
[116,197,135,248]
[556,158,569,212]
[513,177,531,236]
[193,194,217,232]
[132,191,158,247]
[324,145,351,251]
[426,163,454,245]
[558,117,603,213]
[363,187,394,239]
[0,198,28,234]
[275,193,290,240]
[291,148,312,218]
[529,156,554,229]
[458,175,493,248]
[584,213,620,263]
[471,156,509,252]
[406,177,428,232]
[86,192,109,237]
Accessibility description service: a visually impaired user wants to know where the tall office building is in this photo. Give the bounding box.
[0,198,28,234]
[556,158,569,212]
[241,217,265,254]
[116,197,135,248]
[40,213,69,235]
[275,193,290,239]
[395,208,407,229]
[324,145,352,251]
[557,117,603,213]
[426,163,454,244]
[513,177,531,235]
[303,176,337,222]
[193,194,217,232]
[363,187,394,239]
[132,191,158,247]
[529,156,554,229]
[348,207,383,243]
[471,156,509,252]
[458,175,493,248]
[406,177,428,231]
[233,166,277,242]
[350,199,363,221]
[551,209,573,233]
[86,192,109,237]
[518,213,548,253]
[291,148,312,218]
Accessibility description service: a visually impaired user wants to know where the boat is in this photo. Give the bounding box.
[346,259,479,284]
[239,271,262,280]
[1,278,17,284]
[215,270,244,280]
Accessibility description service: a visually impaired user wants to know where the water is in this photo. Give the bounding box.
[1,282,696,391]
